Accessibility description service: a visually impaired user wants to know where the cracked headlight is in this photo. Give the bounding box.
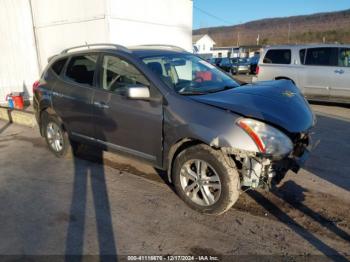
[237,118,293,156]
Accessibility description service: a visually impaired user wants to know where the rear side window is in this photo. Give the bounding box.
[220,58,230,65]
[65,55,98,86]
[263,49,291,64]
[51,58,67,75]
[305,48,338,66]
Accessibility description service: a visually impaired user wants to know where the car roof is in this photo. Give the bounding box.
[49,44,190,63]
[264,43,350,50]
[129,47,189,58]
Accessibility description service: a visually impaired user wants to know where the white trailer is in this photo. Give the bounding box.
[0,0,193,104]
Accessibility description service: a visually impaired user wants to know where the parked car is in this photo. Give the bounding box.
[254,44,350,103]
[232,58,250,74]
[248,56,260,74]
[209,57,222,67]
[33,43,315,215]
[218,58,238,74]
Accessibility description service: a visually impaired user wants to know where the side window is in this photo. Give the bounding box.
[101,55,149,92]
[305,48,338,66]
[338,48,350,67]
[51,58,68,75]
[263,49,291,64]
[65,55,98,86]
[299,49,306,65]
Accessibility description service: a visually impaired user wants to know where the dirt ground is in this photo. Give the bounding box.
[0,103,349,261]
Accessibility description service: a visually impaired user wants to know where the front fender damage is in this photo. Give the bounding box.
[220,147,290,190]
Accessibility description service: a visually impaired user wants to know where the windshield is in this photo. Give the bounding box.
[142,53,239,95]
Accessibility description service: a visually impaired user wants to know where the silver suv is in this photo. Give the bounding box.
[254,44,350,103]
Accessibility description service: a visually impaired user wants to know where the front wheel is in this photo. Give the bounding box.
[173,144,240,215]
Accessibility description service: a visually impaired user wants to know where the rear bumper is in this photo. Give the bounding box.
[237,67,249,73]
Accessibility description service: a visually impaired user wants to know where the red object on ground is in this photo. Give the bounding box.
[12,93,24,110]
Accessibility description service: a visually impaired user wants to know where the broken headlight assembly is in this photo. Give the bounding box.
[237,118,293,157]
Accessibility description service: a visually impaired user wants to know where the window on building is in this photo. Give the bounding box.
[65,55,98,85]
[101,55,149,93]
[305,47,338,66]
[263,49,291,64]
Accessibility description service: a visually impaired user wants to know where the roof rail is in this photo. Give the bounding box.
[60,43,131,54]
[137,44,186,51]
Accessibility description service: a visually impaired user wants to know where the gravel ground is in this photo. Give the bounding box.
[0,103,349,261]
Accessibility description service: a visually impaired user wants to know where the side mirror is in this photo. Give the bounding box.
[127,85,150,100]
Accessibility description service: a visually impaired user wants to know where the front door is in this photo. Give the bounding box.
[330,47,350,101]
[92,54,163,165]
[300,47,338,100]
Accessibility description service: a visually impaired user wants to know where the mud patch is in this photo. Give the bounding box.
[0,134,46,148]
[190,246,223,256]
[234,181,350,244]
[48,212,77,226]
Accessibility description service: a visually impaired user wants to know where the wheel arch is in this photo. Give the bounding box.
[275,76,295,85]
[166,137,211,183]
[39,106,66,136]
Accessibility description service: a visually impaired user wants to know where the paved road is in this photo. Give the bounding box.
[0,104,349,260]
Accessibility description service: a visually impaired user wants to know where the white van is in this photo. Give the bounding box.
[254,44,350,103]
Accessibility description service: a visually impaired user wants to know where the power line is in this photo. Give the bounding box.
[194,5,232,26]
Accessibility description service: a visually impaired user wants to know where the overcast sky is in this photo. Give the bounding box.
[193,0,350,29]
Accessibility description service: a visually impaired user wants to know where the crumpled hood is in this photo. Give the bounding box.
[190,80,314,133]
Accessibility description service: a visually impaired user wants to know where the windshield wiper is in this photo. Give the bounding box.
[206,85,237,94]
[178,90,207,96]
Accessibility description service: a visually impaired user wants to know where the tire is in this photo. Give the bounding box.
[172,144,240,215]
[41,113,76,158]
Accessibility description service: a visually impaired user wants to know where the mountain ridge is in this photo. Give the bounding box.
[193,9,350,46]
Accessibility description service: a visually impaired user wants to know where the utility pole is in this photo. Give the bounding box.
[288,23,291,44]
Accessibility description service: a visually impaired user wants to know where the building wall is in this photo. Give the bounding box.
[108,0,193,50]
[0,0,39,103]
[0,0,193,104]
[31,0,108,70]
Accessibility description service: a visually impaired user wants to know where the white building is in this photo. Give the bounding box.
[192,34,216,54]
[0,0,193,104]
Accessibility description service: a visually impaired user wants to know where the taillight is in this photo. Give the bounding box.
[255,65,260,75]
[32,80,40,93]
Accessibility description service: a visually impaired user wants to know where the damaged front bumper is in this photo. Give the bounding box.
[221,142,313,189]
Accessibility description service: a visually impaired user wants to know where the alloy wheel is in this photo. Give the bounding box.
[46,122,64,152]
[179,159,221,206]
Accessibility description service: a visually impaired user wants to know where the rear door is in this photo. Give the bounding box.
[300,47,338,100]
[330,47,350,101]
[92,53,163,165]
[52,54,98,137]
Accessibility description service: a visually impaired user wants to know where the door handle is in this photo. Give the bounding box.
[334,69,345,74]
[93,101,109,109]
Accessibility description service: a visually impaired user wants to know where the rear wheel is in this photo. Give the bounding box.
[173,144,240,215]
[42,113,77,158]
